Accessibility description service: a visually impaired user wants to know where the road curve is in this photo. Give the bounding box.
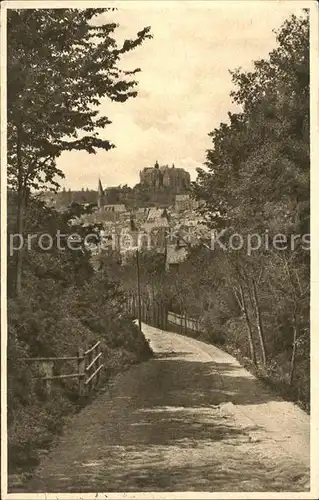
[23,324,310,493]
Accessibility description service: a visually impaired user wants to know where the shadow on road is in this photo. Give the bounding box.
[132,356,282,408]
[21,340,309,493]
[154,351,194,359]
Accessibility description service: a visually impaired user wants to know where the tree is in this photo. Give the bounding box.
[194,13,309,234]
[7,8,152,294]
[193,12,309,387]
[265,247,309,386]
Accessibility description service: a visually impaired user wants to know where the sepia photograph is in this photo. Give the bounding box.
[1,0,318,498]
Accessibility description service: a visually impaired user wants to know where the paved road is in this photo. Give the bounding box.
[24,324,310,493]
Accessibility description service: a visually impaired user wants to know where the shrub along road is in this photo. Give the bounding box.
[21,324,310,493]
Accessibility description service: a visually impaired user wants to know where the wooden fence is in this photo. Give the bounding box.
[167,311,203,335]
[125,293,168,330]
[19,341,103,398]
[125,292,203,336]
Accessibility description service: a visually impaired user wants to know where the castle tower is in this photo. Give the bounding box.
[97,178,104,210]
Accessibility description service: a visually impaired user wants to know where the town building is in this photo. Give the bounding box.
[165,243,188,271]
[174,194,191,212]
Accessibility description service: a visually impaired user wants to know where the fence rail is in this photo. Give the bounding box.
[84,340,100,356]
[18,341,103,398]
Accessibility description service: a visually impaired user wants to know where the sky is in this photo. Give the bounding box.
[57,1,304,191]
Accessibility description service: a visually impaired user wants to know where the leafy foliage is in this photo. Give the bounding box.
[194,13,309,233]
[117,13,310,410]
[7,7,153,478]
[191,12,310,408]
[7,8,152,193]
[7,197,152,475]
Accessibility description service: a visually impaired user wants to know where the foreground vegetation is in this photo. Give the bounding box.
[7,197,152,478]
[7,8,152,480]
[193,12,310,410]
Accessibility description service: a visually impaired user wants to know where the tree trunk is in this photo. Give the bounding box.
[15,194,24,297]
[239,282,257,366]
[251,276,267,366]
[152,286,156,326]
[163,302,167,330]
[15,123,25,297]
[133,293,136,317]
[289,319,298,386]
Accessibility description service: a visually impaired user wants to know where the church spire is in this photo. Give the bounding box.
[97,178,104,209]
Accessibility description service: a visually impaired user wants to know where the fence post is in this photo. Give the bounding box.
[141,298,145,322]
[96,345,101,389]
[153,301,156,327]
[40,361,53,397]
[148,303,151,324]
[77,347,85,397]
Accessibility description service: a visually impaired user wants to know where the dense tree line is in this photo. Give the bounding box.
[192,12,309,403]
[119,13,310,409]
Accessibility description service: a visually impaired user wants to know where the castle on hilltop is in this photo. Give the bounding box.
[41,161,191,211]
[139,161,191,193]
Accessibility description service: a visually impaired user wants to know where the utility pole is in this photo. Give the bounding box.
[136,248,142,332]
